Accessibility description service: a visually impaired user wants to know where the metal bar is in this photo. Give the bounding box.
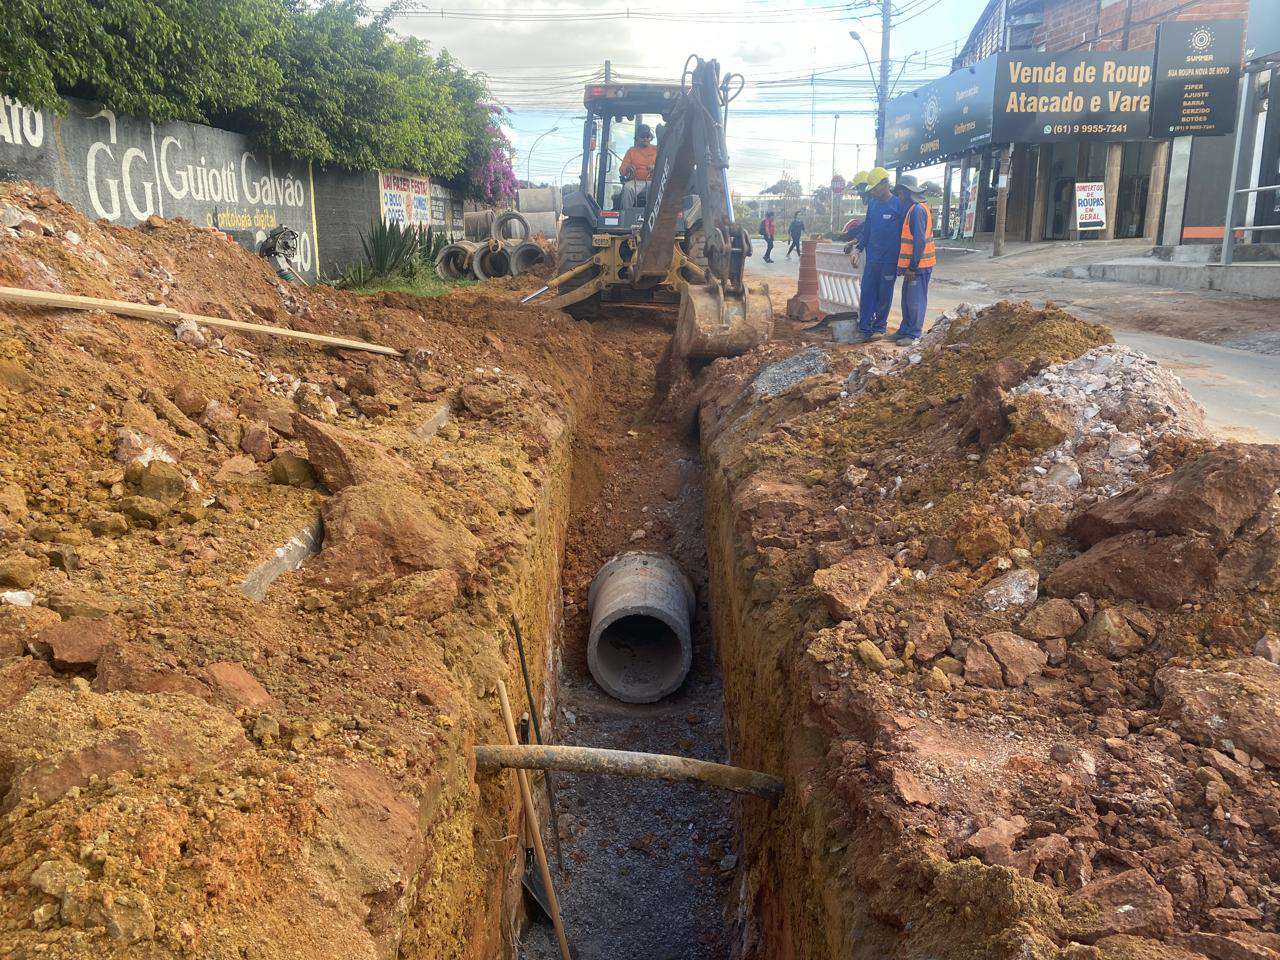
[475,743,785,802]
[511,616,563,867]
[1221,71,1259,266]
[1233,186,1280,196]
[0,286,402,357]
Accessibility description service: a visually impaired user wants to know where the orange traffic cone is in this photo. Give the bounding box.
[786,238,821,322]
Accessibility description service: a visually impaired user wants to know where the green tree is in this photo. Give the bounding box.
[231,2,465,171]
[763,173,803,197]
[0,0,285,121]
[0,0,511,195]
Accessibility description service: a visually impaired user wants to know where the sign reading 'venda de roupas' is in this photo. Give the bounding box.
[993,51,1155,142]
[0,97,321,281]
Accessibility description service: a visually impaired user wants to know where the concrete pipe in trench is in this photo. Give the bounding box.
[587,551,695,703]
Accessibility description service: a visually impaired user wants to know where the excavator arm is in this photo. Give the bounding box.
[634,56,744,293]
[636,56,769,360]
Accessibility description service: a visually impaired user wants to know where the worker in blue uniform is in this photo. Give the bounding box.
[847,167,904,342]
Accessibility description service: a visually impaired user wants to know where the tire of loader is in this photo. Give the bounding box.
[555,218,600,320]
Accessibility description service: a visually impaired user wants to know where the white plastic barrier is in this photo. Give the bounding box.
[815,241,860,316]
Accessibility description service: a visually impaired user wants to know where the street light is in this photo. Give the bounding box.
[559,152,583,186]
[849,31,879,91]
[849,30,884,165]
[525,125,560,185]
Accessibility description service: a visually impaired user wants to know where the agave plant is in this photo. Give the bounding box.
[330,262,376,290]
[359,217,421,278]
[418,225,449,265]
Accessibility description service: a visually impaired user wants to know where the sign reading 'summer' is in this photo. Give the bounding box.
[885,56,997,169]
[1151,19,1244,137]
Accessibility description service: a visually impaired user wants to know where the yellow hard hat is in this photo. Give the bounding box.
[867,166,891,188]
[851,171,869,187]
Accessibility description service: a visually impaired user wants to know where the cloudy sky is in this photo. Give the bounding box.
[386,0,984,194]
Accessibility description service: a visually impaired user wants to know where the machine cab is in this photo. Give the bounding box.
[569,82,697,234]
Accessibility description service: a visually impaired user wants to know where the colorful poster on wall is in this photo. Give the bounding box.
[379,171,431,225]
[1075,181,1107,231]
[962,177,979,238]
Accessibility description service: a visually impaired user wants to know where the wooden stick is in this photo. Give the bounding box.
[475,743,784,802]
[0,285,402,358]
[497,680,572,960]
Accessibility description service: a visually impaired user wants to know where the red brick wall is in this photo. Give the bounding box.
[1038,0,1250,52]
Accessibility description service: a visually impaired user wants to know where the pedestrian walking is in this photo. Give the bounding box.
[759,211,776,262]
[846,168,904,342]
[892,174,936,346]
[785,212,804,258]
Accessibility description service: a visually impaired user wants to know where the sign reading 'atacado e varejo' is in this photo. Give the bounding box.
[993,51,1155,142]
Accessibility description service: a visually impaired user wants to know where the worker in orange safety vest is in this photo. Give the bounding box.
[892,173,936,346]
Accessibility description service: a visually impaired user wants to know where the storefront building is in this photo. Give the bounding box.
[886,0,1271,248]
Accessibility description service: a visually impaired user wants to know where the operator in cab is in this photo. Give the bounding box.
[619,124,658,208]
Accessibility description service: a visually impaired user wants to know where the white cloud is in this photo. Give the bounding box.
[390,0,974,192]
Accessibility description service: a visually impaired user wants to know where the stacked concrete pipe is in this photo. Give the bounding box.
[587,552,695,703]
[472,239,511,280]
[435,240,481,280]
[509,241,546,275]
[436,212,545,280]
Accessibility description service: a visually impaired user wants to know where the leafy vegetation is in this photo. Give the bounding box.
[330,219,453,292]
[0,0,514,196]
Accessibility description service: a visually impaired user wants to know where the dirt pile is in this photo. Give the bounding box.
[0,181,592,959]
[699,300,1280,959]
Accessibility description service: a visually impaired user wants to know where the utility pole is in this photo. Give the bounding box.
[831,114,841,233]
[808,47,817,194]
[604,59,612,83]
[831,114,840,179]
[877,0,891,166]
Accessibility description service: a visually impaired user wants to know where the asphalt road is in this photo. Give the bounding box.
[746,249,1280,444]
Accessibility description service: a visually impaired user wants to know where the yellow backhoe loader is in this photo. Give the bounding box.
[523,56,773,363]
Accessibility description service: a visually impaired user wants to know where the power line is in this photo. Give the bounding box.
[382,1,878,22]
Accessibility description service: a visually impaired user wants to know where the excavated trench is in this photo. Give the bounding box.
[513,308,745,960]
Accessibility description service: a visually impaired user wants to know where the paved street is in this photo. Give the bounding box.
[747,242,1280,442]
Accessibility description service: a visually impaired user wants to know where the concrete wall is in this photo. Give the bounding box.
[312,167,380,279]
[0,96,323,281]
[0,96,468,283]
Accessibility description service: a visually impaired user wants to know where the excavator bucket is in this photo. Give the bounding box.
[672,281,774,361]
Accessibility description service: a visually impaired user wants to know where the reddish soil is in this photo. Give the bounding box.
[697,301,1280,959]
[0,181,598,959]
